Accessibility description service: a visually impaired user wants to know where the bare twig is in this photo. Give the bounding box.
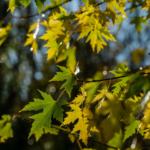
[76,72,149,83]
[56,89,66,102]
[76,138,83,150]
[89,139,118,150]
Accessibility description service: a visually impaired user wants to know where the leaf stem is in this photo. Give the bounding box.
[76,138,83,150]
[56,89,66,102]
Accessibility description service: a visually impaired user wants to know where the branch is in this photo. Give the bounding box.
[56,89,66,102]
[89,139,118,150]
[76,72,149,83]
[0,0,72,22]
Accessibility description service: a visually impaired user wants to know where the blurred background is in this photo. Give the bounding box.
[0,0,150,149]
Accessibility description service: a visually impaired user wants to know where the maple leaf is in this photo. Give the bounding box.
[71,87,87,106]
[0,23,11,46]
[68,133,75,143]
[140,102,150,129]
[7,0,31,14]
[123,116,142,141]
[24,22,38,55]
[20,90,67,138]
[62,104,98,145]
[130,17,148,34]
[40,19,65,60]
[34,0,46,14]
[107,133,123,150]
[0,115,13,143]
[34,126,59,141]
[143,124,150,139]
[76,6,116,53]
[110,62,130,77]
[131,49,146,64]
[56,46,76,72]
[111,77,130,95]
[92,90,106,103]
[50,66,77,97]
[82,0,89,6]
[84,72,104,103]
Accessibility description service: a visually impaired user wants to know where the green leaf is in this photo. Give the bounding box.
[34,126,59,141]
[82,0,89,6]
[107,133,123,150]
[85,72,103,103]
[34,0,46,14]
[112,77,130,95]
[0,115,13,143]
[20,90,67,138]
[131,49,145,64]
[7,0,31,13]
[125,74,149,99]
[56,46,76,72]
[110,62,130,77]
[130,17,148,34]
[50,66,77,97]
[123,116,142,141]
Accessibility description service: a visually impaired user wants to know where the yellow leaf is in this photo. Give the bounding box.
[0,23,11,46]
[90,126,99,132]
[24,23,38,55]
[92,90,106,103]
[40,20,49,27]
[62,104,97,145]
[29,22,37,33]
[24,33,38,55]
[71,87,87,106]
[68,134,75,143]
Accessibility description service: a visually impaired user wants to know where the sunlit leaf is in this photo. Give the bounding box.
[20,90,67,138]
[0,23,11,46]
[50,66,77,97]
[0,115,13,143]
[34,126,59,141]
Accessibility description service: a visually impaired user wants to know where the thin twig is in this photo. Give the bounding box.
[77,72,150,83]
[0,15,12,23]
[136,111,144,120]
[88,139,118,150]
[11,18,22,30]
[107,79,112,90]
[88,81,103,96]
[56,89,66,102]
[76,138,83,150]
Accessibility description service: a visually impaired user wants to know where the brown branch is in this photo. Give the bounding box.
[76,72,149,83]
[76,138,83,150]
[0,15,12,23]
[89,139,118,150]
[136,111,144,120]
[56,89,66,102]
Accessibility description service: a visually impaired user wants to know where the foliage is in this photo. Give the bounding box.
[1,0,150,149]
